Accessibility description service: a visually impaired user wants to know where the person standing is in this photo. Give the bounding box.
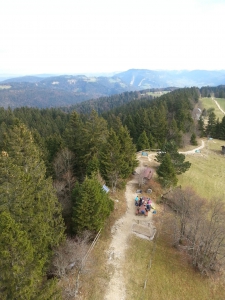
[135,196,139,206]
[139,197,143,207]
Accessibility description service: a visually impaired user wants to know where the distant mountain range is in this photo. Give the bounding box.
[0,69,225,108]
[117,69,225,89]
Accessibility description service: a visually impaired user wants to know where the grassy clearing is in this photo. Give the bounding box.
[200,97,224,121]
[178,138,225,200]
[215,98,225,112]
[83,77,97,82]
[146,91,169,97]
[0,85,11,89]
[124,234,225,300]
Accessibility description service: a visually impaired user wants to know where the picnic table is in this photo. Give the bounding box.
[135,201,149,216]
[135,196,156,216]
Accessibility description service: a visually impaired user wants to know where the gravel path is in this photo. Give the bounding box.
[179,140,205,155]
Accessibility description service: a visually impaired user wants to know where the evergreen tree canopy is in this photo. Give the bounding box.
[72,176,114,233]
[0,211,37,299]
[100,127,137,190]
[190,133,198,146]
[66,110,108,178]
[156,153,178,187]
[0,124,65,299]
[137,130,150,151]
[206,111,216,137]
[100,129,123,190]
[156,141,191,175]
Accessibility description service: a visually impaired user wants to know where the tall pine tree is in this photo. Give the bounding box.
[0,124,65,299]
[72,175,113,233]
[157,153,178,187]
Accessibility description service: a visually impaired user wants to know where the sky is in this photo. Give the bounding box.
[0,0,225,75]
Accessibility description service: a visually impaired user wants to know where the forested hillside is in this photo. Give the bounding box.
[0,75,132,109]
[200,85,225,98]
[2,86,225,297]
[61,87,177,115]
[102,87,200,148]
[1,69,225,109]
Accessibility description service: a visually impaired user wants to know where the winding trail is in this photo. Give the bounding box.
[179,140,205,155]
[213,97,225,115]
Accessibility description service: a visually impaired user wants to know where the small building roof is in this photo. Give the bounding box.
[143,167,154,180]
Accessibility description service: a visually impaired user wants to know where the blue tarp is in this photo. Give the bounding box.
[102,184,110,193]
[142,151,148,156]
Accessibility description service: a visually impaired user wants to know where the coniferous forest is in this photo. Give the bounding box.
[1,86,225,298]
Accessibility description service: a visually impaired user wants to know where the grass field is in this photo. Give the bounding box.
[124,235,225,300]
[215,98,225,112]
[200,97,225,121]
[178,138,225,200]
[0,85,11,89]
[146,91,169,97]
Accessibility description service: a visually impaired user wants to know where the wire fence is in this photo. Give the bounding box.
[137,199,167,299]
[137,232,158,300]
[74,229,102,298]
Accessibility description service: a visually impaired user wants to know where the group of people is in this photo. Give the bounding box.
[134,195,152,211]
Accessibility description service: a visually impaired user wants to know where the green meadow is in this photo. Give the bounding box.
[178,138,225,200]
[200,97,225,121]
[215,98,225,111]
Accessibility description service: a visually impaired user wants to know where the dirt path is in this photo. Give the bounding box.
[213,97,225,115]
[104,156,156,300]
[179,140,205,155]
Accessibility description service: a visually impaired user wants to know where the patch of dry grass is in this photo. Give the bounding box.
[124,234,225,300]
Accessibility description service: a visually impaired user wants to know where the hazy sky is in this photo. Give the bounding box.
[0,0,225,75]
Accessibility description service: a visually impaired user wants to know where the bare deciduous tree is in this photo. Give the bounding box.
[53,148,75,217]
[190,199,225,274]
[51,231,92,278]
[162,187,225,275]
